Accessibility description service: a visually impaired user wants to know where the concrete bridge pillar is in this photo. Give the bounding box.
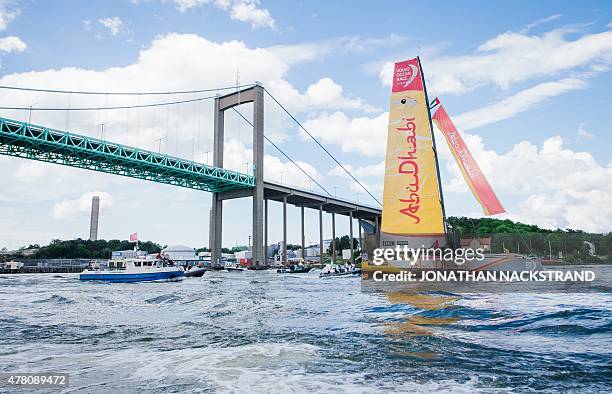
[264,198,268,266]
[301,206,305,262]
[283,196,287,265]
[210,83,265,269]
[331,213,336,264]
[358,219,363,257]
[210,97,224,268]
[251,84,265,268]
[319,205,324,265]
[349,211,354,264]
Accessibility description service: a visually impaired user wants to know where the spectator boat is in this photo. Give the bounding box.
[79,258,184,283]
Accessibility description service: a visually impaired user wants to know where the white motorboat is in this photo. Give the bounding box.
[80,258,184,283]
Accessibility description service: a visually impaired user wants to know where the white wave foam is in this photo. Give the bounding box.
[92,342,482,393]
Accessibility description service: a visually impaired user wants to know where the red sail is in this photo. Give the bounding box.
[432,104,505,216]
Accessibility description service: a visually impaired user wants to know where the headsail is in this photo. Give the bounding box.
[432,103,505,216]
[380,58,446,249]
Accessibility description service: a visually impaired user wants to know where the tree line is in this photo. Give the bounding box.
[5,239,162,260]
[448,216,612,262]
[2,216,610,262]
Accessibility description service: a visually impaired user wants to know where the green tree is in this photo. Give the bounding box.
[33,238,162,259]
[327,235,358,256]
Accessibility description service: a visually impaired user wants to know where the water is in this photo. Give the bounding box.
[0,266,611,393]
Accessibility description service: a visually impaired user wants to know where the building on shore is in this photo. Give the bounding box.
[161,245,200,267]
[111,250,146,260]
[460,237,492,252]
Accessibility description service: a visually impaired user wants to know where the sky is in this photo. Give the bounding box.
[0,0,611,250]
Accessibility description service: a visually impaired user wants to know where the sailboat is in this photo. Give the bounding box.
[361,57,542,278]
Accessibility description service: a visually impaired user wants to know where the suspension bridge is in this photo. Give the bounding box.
[0,82,382,269]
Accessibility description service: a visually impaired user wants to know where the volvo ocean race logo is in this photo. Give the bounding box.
[396,63,419,88]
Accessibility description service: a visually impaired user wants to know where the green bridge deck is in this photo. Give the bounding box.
[0,117,255,192]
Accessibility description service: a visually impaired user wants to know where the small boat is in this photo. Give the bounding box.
[184,266,208,278]
[319,265,360,278]
[277,265,311,274]
[80,258,184,283]
[224,262,245,272]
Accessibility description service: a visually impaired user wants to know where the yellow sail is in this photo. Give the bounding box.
[381,58,445,248]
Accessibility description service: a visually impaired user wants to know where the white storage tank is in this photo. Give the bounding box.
[162,245,196,261]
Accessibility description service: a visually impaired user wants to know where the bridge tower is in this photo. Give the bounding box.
[210,83,265,269]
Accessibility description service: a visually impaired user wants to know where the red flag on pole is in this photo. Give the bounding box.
[129,232,138,242]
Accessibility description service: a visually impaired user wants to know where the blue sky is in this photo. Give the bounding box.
[0,0,611,250]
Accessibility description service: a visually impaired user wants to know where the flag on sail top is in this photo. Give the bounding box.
[129,232,138,242]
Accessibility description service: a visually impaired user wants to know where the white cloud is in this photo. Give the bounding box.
[300,111,388,157]
[53,191,113,220]
[0,1,19,31]
[173,0,214,12]
[230,0,275,29]
[453,78,587,130]
[0,2,25,54]
[342,34,409,54]
[269,35,409,67]
[379,26,612,94]
[260,77,377,115]
[577,122,594,140]
[99,16,123,36]
[0,33,372,153]
[83,20,92,31]
[0,36,25,52]
[521,14,562,33]
[173,0,275,29]
[305,78,379,112]
[14,161,46,179]
[267,40,338,65]
[328,161,384,178]
[435,127,612,232]
[208,139,321,189]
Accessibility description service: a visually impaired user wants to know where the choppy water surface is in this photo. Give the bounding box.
[1,266,611,393]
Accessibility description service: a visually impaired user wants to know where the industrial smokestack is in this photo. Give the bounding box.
[89,196,100,241]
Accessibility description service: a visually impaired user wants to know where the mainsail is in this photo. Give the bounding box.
[381,58,446,249]
[432,103,505,216]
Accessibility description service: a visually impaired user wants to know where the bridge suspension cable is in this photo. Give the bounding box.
[263,87,382,207]
[231,107,333,198]
[0,94,219,111]
[1,81,383,207]
[0,83,255,96]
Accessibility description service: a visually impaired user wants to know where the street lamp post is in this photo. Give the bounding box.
[99,123,106,140]
[28,103,38,124]
[155,136,167,153]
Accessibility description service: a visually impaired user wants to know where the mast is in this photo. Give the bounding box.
[417,57,448,233]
